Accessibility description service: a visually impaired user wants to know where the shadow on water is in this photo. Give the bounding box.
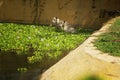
[0,51,67,80]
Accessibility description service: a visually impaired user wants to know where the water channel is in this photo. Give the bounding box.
[0,52,66,80]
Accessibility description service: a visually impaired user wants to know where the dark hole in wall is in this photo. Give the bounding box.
[99,9,120,18]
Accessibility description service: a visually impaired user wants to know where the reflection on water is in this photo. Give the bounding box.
[0,52,29,80]
[0,52,66,80]
[0,72,20,80]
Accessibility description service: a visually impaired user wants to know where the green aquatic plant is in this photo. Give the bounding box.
[0,23,93,63]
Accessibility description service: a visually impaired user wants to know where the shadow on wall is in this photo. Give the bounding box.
[74,0,120,29]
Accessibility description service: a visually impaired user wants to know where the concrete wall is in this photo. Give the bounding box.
[0,0,120,29]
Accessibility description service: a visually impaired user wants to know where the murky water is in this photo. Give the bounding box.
[0,52,66,80]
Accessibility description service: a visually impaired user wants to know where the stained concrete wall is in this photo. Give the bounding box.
[0,0,120,29]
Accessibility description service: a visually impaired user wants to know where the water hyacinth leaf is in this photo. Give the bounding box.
[0,23,93,63]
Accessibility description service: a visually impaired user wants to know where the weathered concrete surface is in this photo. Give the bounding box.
[40,47,120,80]
[0,0,120,29]
[39,17,120,80]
